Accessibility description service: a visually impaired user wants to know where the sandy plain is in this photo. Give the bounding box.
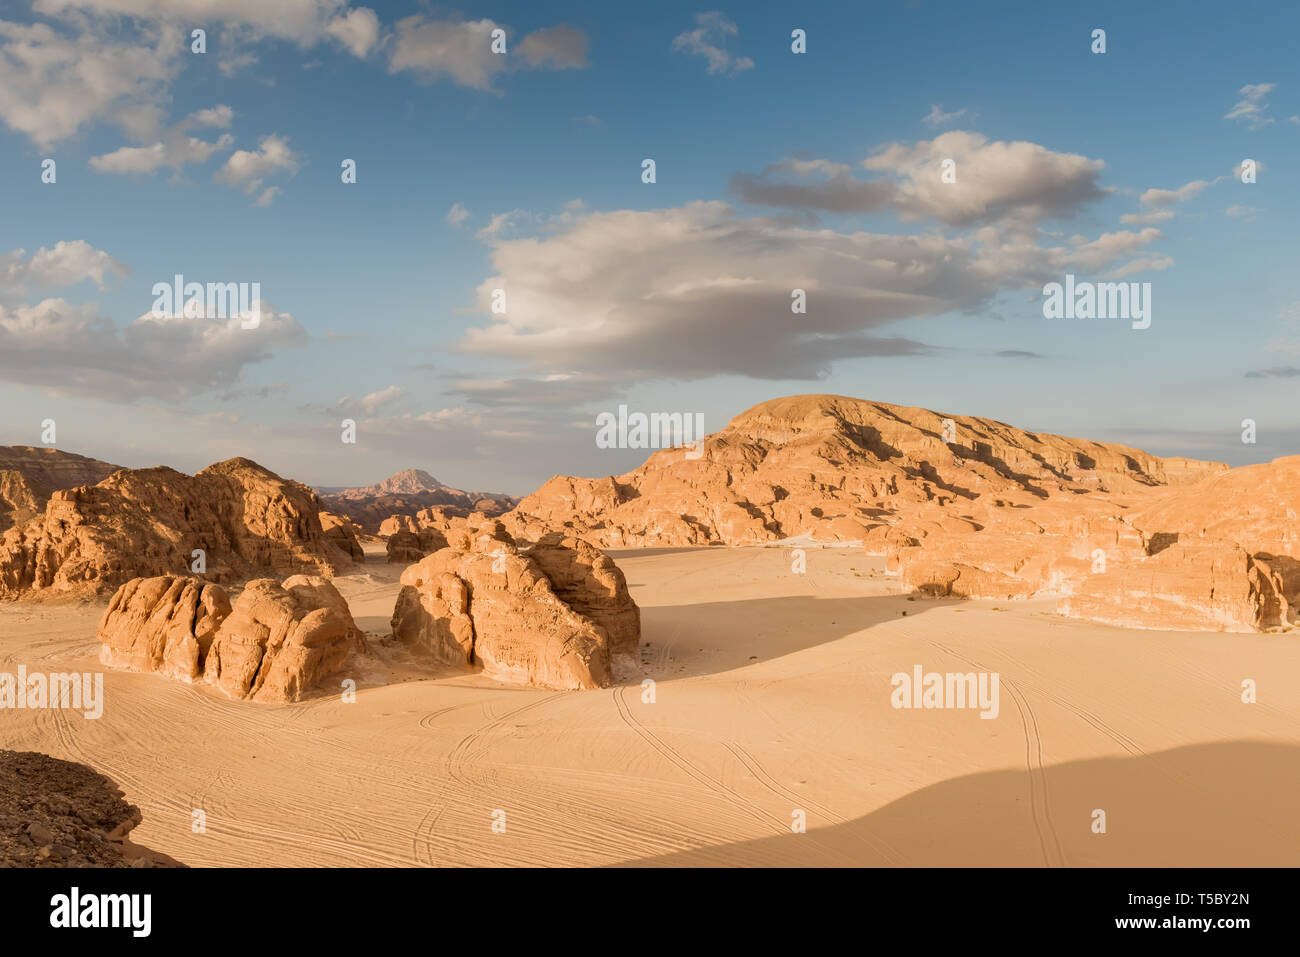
[2,543,1297,867]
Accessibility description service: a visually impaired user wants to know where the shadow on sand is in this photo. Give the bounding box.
[614,740,1300,866]
[633,590,950,678]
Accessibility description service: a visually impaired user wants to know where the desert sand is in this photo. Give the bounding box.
[3,541,1297,867]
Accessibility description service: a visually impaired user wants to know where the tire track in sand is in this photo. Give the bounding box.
[724,742,905,865]
[612,685,791,838]
[413,692,574,865]
[929,639,1066,867]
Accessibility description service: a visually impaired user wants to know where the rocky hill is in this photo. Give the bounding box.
[319,468,516,532]
[0,457,359,601]
[0,447,123,534]
[505,393,1298,633]
[0,446,122,490]
[508,394,1225,547]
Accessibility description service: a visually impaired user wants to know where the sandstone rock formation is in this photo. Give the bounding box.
[98,576,231,681]
[381,513,449,564]
[501,394,1300,633]
[318,468,516,533]
[1,457,356,601]
[320,511,365,562]
[0,446,121,491]
[205,576,364,702]
[1060,541,1289,633]
[0,448,122,535]
[98,574,363,702]
[507,394,1224,549]
[390,526,639,689]
[0,470,49,534]
[1122,456,1300,604]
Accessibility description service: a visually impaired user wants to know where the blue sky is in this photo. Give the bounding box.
[1,0,1297,493]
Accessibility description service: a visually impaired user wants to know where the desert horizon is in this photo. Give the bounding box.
[1,0,1294,940]
[2,391,1298,876]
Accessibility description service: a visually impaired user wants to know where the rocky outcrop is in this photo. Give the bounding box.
[0,750,183,868]
[319,469,516,533]
[390,527,639,690]
[0,470,50,534]
[1123,455,1300,603]
[98,576,231,681]
[1,457,356,601]
[507,394,1225,548]
[98,574,363,703]
[1059,541,1290,633]
[205,576,363,703]
[320,511,365,562]
[382,514,450,564]
[0,446,121,491]
[527,532,640,668]
[499,394,1300,634]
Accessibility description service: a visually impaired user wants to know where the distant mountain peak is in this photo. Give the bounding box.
[365,469,444,495]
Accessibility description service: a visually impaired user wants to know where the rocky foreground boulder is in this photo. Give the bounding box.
[1,457,356,601]
[391,523,639,690]
[1,749,182,867]
[98,574,364,703]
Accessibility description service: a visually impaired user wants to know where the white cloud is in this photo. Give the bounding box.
[922,104,967,127]
[217,49,259,78]
[733,132,1108,227]
[0,18,182,148]
[672,12,753,76]
[1226,204,1259,220]
[1,241,129,293]
[33,0,356,46]
[517,25,587,69]
[326,7,380,57]
[1120,210,1175,225]
[457,200,1163,395]
[0,297,306,401]
[446,203,470,226]
[475,209,529,240]
[187,104,234,128]
[1118,177,1219,226]
[1104,256,1174,279]
[214,134,300,201]
[1225,82,1276,129]
[91,114,235,175]
[1138,180,1211,208]
[360,385,404,414]
[388,16,589,91]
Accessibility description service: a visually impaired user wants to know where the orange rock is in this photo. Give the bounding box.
[0,457,354,601]
[98,574,363,703]
[390,529,639,689]
[1059,540,1289,633]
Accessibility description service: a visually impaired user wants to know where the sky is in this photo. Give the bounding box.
[1,0,1297,494]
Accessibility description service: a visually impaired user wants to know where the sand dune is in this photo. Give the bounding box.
[2,545,1297,866]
